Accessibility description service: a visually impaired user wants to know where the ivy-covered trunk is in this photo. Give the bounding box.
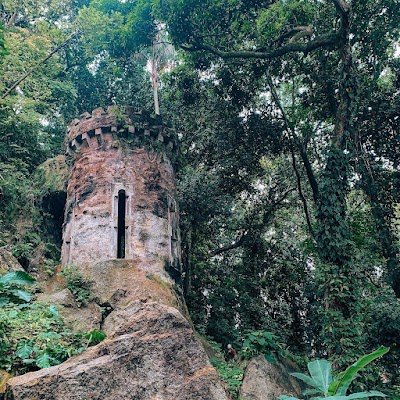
[315,0,363,365]
[316,149,362,365]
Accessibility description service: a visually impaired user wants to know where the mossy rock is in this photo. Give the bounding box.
[0,369,12,394]
[0,248,24,274]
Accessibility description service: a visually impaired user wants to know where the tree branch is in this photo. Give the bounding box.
[275,26,314,44]
[331,0,350,18]
[209,188,295,257]
[181,31,341,60]
[209,232,247,257]
[4,11,17,28]
[1,31,79,100]
[267,76,316,237]
[298,145,319,203]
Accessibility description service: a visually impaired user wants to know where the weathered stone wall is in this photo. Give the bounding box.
[61,107,181,277]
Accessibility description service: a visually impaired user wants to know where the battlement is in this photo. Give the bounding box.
[66,106,177,155]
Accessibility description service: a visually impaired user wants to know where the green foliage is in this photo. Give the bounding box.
[10,232,42,261]
[0,269,105,373]
[208,341,244,400]
[0,23,6,56]
[0,271,35,305]
[367,290,400,391]
[314,148,364,364]
[256,0,315,43]
[316,148,350,265]
[60,266,92,307]
[77,0,156,58]
[0,302,83,373]
[279,347,389,400]
[84,329,107,346]
[0,18,76,241]
[210,357,244,400]
[241,331,283,363]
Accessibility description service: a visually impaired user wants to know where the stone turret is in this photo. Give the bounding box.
[61,106,181,277]
[6,107,229,400]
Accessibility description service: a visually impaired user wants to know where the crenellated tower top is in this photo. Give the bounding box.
[65,106,177,157]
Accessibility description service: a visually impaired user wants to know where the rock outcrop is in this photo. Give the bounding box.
[36,259,186,333]
[6,302,228,400]
[240,355,302,400]
[0,248,24,274]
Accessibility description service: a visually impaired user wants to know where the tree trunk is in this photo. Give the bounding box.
[316,0,363,364]
[151,57,160,115]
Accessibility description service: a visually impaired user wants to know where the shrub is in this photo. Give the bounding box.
[241,330,284,363]
[60,266,92,307]
[0,270,106,374]
[0,302,85,373]
[279,346,389,400]
[0,271,35,305]
[208,340,244,400]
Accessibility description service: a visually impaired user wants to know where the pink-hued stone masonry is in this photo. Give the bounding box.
[66,106,177,155]
[61,107,181,278]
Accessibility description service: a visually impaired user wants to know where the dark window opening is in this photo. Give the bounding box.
[117,190,126,258]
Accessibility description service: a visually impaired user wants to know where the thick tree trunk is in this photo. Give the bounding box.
[316,0,363,363]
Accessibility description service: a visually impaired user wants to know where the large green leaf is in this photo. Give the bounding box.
[278,396,300,400]
[345,391,386,399]
[49,305,58,317]
[35,351,52,369]
[10,289,32,302]
[16,342,34,359]
[310,391,386,399]
[290,372,320,390]
[328,347,389,396]
[0,271,35,286]
[307,360,333,395]
[84,329,107,345]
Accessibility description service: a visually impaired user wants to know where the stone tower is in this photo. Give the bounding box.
[61,106,180,277]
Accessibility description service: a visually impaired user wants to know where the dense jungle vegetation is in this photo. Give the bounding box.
[0,0,399,396]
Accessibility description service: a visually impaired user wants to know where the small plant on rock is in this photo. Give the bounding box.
[0,302,106,373]
[279,346,389,400]
[60,266,92,307]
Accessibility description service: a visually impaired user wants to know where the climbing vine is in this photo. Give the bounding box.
[316,148,362,366]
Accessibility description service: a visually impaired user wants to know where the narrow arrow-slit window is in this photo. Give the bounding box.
[117,189,126,258]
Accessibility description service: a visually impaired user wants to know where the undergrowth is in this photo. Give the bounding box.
[0,270,105,374]
[208,340,244,400]
[0,302,90,373]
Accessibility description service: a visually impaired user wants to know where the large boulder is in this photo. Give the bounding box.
[79,259,179,310]
[240,355,302,400]
[0,247,24,274]
[36,260,184,334]
[6,302,228,400]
